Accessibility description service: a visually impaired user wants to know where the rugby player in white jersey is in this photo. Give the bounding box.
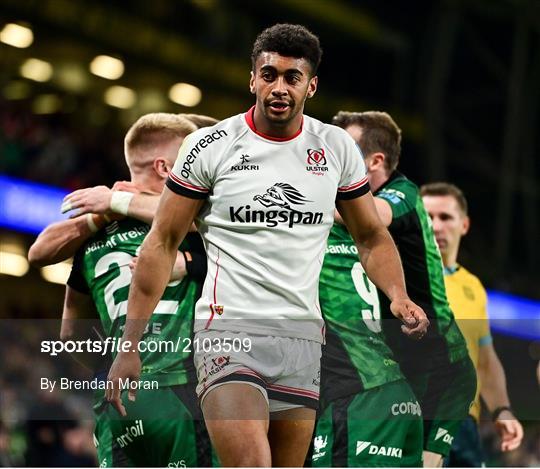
[106,23,429,467]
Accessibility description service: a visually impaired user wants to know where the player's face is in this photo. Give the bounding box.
[422,195,469,259]
[345,125,383,185]
[250,52,317,128]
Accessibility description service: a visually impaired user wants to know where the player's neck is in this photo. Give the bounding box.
[131,173,161,194]
[252,105,303,139]
[368,171,389,193]
[442,251,458,270]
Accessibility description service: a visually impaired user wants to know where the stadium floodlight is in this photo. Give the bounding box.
[0,23,33,48]
[169,82,202,107]
[90,55,125,80]
[20,58,53,82]
[40,261,72,285]
[0,252,29,277]
[104,85,136,109]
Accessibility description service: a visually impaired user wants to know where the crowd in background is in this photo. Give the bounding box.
[0,313,96,466]
[0,99,127,190]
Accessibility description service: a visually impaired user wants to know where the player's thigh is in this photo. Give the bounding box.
[202,382,271,467]
[422,358,477,457]
[268,407,316,467]
[107,385,207,467]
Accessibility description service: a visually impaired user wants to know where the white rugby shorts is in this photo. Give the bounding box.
[194,330,321,412]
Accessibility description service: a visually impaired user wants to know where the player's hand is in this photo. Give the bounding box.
[106,349,141,417]
[61,186,113,218]
[390,298,429,340]
[112,181,141,193]
[495,410,524,451]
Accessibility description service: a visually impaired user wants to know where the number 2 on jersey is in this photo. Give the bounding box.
[351,262,382,333]
[94,251,180,321]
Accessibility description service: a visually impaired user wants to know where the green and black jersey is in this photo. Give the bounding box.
[375,172,468,373]
[319,223,403,402]
[68,218,203,387]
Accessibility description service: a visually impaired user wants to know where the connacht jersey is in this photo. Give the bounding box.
[375,172,469,373]
[319,222,403,402]
[68,218,202,386]
[166,107,369,343]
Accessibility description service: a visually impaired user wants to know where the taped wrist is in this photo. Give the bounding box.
[110,191,134,215]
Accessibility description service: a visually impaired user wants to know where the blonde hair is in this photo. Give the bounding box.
[180,113,219,129]
[124,113,197,171]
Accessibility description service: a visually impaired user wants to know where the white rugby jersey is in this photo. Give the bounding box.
[166,107,369,343]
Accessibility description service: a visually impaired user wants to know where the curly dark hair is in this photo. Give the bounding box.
[251,23,323,76]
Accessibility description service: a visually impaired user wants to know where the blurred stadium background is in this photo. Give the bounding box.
[0,0,539,466]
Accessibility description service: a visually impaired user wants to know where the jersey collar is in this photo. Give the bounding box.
[244,105,303,142]
[374,170,406,195]
[443,264,460,276]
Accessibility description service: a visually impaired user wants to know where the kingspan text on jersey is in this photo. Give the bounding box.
[229,205,324,228]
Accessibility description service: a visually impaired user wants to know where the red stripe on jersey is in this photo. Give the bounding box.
[205,248,221,329]
[338,176,369,193]
[244,106,303,142]
[213,248,221,304]
[168,172,209,193]
[205,304,215,330]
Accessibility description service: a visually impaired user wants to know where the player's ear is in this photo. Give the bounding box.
[153,158,170,178]
[367,152,385,171]
[249,71,256,94]
[461,215,470,236]
[307,75,318,98]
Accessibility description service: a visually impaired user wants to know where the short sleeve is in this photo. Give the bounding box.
[336,136,370,200]
[67,248,90,294]
[166,132,214,199]
[377,184,416,220]
[477,282,492,347]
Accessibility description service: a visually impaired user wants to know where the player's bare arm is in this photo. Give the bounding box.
[371,196,393,226]
[478,343,524,451]
[61,285,105,371]
[30,183,168,267]
[63,182,198,229]
[129,250,188,281]
[334,196,392,227]
[106,188,203,415]
[62,182,161,225]
[28,215,107,267]
[337,193,429,338]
